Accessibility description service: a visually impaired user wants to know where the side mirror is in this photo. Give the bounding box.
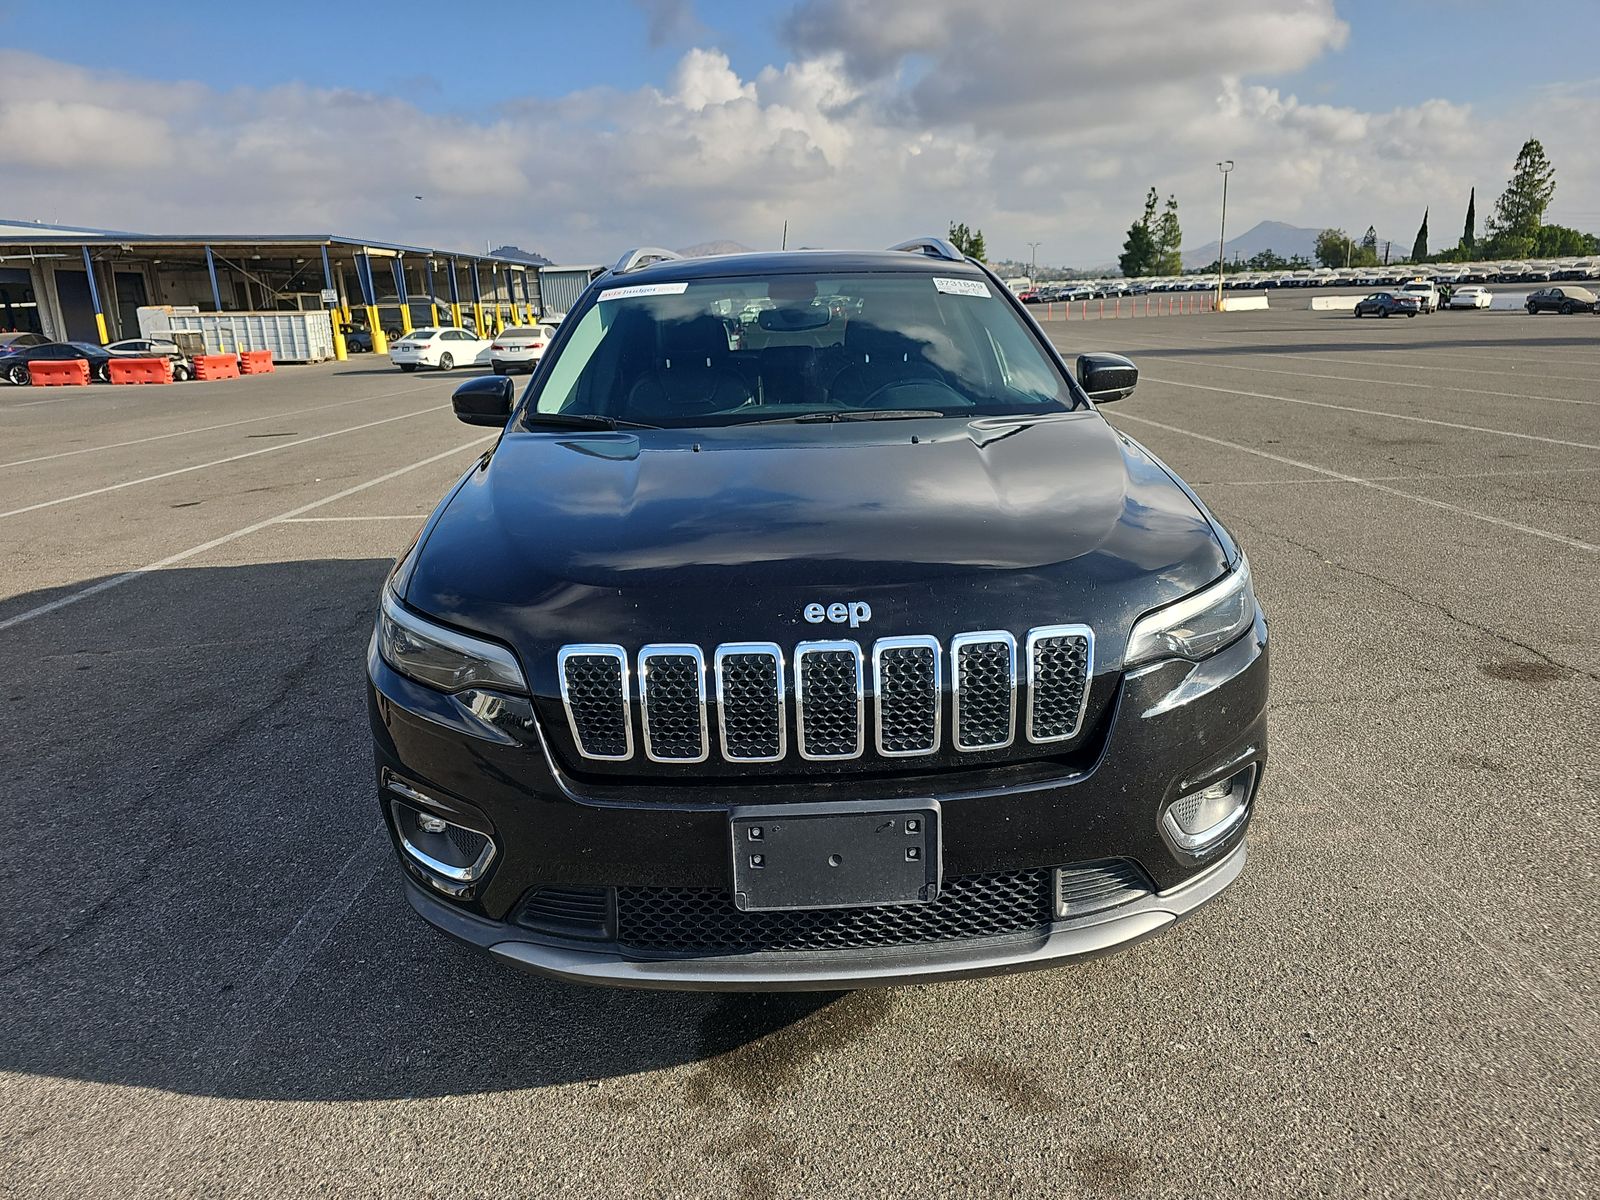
[1076,352,1138,402]
[451,375,515,426]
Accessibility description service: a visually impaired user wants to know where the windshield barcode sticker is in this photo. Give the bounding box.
[599,282,690,302]
[933,277,990,298]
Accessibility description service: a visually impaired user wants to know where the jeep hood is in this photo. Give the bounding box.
[401,413,1228,681]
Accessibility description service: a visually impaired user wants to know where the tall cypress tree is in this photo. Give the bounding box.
[1411,208,1429,261]
[1462,188,1476,252]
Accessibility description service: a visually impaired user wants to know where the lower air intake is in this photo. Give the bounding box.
[615,868,1053,954]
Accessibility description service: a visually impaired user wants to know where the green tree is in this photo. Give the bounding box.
[1532,224,1600,257]
[1154,194,1182,275]
[1410,208,1429,262]
[1461,187,1476,253]
[947,222,987,261]
[1315,228,1355,268]
[1119,222,1157,277]
[1247,249,1289,271]
[1489,138,1556,243]
[1361,226,1378,259]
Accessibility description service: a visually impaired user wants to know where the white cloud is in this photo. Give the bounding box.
[0,5,1596,266]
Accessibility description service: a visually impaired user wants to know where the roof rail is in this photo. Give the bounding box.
[612,246,683,274]
[887,237,967,263]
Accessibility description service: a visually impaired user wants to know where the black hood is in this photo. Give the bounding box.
[401,412,1227,693]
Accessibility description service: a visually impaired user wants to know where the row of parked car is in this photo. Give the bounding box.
[0,331,198,385]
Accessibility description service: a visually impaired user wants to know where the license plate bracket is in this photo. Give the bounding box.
[729,799,941,912]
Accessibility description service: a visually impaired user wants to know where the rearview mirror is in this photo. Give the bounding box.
[451,375,516,426]
[757,306,831,332]
[1076,352,1138,402]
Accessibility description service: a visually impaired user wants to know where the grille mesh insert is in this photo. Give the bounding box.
[718,651,783,760]
[1028,633,1091,741]
[798,647,861,758]
[955,639,1015,750]
[561,652,629,758]
[641,651,705,760]
[876,643,939,755]
[1055,859,1154,915]
[616,868,1053,953]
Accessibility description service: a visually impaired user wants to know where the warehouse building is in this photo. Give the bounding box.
[0,218,570,358]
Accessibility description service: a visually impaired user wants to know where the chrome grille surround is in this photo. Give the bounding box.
[557,644,632,761]
[1025,624,1095,744]
[556,626,1091,765]
[714,642,786,763]
[637,644,709,763]
[951,631,1017,752]
[872,635,942,757]
[794,640,865,761]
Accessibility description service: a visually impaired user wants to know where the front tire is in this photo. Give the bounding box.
[1560,302,1576,315]
[173,364,191,381]
[1380,309,1390,318]
[6,364,28,386]
[438,353,455,372]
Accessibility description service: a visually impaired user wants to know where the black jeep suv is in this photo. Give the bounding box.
[366,238,1269,990]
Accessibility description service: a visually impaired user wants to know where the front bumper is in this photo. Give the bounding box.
[367,612,1268,990]
[402,839,1245,990]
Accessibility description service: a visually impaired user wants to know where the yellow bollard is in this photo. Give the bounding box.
[430,302,440,328]
[367,306,389,355]
[331,316,348,361]
[93,311,110,345]
[399,303,414,335]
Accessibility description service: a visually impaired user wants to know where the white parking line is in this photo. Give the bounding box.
[0,404,448,519]
[0,436,491,632]
[1110,412,1600,554]
[0,383,439,470]
[278,515,428,522]
[1140,377,1600,452]
[1170,327,1600,368]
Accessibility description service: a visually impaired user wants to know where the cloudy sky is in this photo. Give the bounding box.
[2,0,1596,266]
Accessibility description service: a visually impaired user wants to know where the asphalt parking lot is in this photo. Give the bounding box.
[2,309,1596,1199]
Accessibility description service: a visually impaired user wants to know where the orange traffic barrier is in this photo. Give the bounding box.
[28,359,91,386]
[239,350,275,375]
[193,354,240,381]
[108,356,173,385]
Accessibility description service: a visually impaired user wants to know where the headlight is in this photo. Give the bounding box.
[1125,558,1256,667]
[377,590,527,694]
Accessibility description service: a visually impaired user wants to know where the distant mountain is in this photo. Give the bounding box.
[489,244,552,266]
[678,240,754,257]
[1180,220,1397,270]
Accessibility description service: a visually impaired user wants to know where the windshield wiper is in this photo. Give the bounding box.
[522,412,661,431]
[745,409,947,425]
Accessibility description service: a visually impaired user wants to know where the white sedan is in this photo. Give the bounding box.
[389,327,492,372]
[489,324,558,375]
[1447,285,1493,309]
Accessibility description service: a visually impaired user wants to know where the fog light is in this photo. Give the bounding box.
[1163,767,1254,853]
[417,812,448,834]
[382,778,497,897]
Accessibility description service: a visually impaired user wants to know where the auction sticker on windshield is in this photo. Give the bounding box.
[599,282,691,302]
[933,277,991,298]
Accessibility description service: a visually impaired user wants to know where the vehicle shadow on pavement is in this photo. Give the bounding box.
[0,559,846,1101]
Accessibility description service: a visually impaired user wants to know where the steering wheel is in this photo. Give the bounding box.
[840,378,971,410]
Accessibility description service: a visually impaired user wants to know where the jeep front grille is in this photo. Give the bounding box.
[557,627,1093,765]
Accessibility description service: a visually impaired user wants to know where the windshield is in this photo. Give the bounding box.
[524,270,1077,428]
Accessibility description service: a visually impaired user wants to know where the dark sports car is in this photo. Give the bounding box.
[1525,286,1598,315]
[1353,292,1420,318]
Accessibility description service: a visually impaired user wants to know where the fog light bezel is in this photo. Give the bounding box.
[1160,763,1257,857]
[382,775,497,896]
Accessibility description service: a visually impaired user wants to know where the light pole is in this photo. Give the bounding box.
[1027,241,1041,281]
[1215,160,1233,307]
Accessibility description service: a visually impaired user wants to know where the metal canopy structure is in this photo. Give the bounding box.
[0,218,548,357]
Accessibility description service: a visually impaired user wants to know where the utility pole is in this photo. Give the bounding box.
[1027,241,1041,280]
[1215,160,1234,307]
[781,220,788,251]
